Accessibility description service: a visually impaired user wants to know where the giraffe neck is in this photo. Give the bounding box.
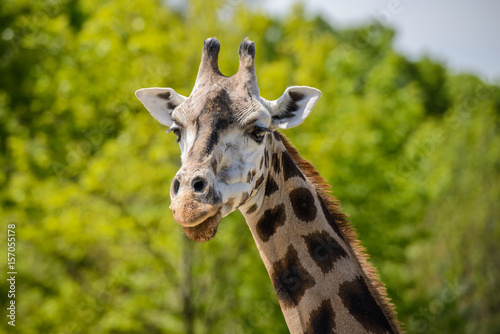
[240,132,400,334]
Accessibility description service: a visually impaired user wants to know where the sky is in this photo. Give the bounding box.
[260,0,500,83]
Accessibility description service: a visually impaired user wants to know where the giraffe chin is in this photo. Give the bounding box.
[181,210,222,242]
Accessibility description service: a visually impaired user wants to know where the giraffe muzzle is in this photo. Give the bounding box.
[170,191,222,241]
[169,170,222,228]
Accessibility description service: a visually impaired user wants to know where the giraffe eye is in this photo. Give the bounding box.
[168,126,182,143]
[249,126,271,144]
[173,129,182,143]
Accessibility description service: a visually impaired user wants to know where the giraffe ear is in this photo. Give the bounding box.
[135,87,187,127]
[268,86,321,129]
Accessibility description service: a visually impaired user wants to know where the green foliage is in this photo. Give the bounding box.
[1,1,499,333]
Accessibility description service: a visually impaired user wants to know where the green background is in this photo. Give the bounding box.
[1,0,499,333]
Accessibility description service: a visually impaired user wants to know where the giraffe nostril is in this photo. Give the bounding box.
[172,179,180,196]
[192,177,207,193]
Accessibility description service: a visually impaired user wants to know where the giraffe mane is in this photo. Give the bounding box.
[278,132,403,332]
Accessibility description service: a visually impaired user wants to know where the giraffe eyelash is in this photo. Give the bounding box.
[167,124,183,143]
[249,126,271,143]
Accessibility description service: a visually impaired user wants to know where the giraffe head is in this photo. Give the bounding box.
[136,38,321,241]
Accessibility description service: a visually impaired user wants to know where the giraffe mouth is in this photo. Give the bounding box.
[181,209,222,242]
[170,197,222,241]
[170,193,222,226]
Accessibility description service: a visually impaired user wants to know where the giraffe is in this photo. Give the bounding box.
[136,38,401,334]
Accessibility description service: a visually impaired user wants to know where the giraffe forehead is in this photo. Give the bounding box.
[174,85,269,129]
[173,88,232,124]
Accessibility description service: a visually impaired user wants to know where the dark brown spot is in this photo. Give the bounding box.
[273,130,281,142]
[302,231,348,274]
[246,204,258,215]
[305,300,336,334]
[247,171,252,183]
[198,89,233,157]
[282,151,305,181]
[167,102,177,110]
[272,153,280,174]
[285,101,298,114]
[317,192,345,241]
[271,245,316,309]
[259,156,264,170]
[273,96,299,120]
[256,204,286,242]
[289,187,317,222]
[255,175,264,189]
[204,131,219,156]
[338,276,394,334]
[264,149,269,168]
[226,197,235,209]
[238,192,249,207]
[213,115,231,132]
[289,91,305,101]
[195,115,201,139]
[264,176,279,196]
[206,186,218,202]
[273,92,304,121]
[211,159,218,174]
[157,92,171,100]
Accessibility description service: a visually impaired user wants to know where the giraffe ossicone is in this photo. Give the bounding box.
[136,37,401,334]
